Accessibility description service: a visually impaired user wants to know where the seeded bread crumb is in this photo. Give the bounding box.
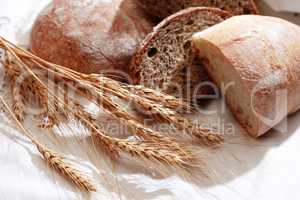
[130,7,231,101]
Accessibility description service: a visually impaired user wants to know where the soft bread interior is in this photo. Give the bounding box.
[192,15,300,137]
[133,8,229,100]
[193,36,261,136]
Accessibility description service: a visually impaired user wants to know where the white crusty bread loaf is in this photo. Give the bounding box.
[137,0,259,18]
[131,7,230,100]
[193,15,300,137]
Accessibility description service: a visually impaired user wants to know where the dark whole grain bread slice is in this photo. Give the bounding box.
[130,7,231,101]
[137,0,259,18]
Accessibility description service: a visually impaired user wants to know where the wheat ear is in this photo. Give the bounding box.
[91,128,198,169]
[68,98,198,168]
[59,97,198,168]
[92,91,175,142]
[4,62,25,121]
[44,75,196,168]
[70,83,176,144]
[0,90,96,192]
[46,85,198,168]
[98,81,223,145]
[0,37,203,169]
[7,60,59,129]
[132,104,224,145]
[85,75,222,145]
[20,57,197,168]
[89,75,191,111]
[36,144,96,192]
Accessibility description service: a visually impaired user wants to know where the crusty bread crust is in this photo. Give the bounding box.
[30,0,156,75]
[137,0,259,18]
[130,7,230,100]
[193,15,300,137]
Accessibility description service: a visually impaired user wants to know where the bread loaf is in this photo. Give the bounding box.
[193,15,300,137]
[30,0,156,76]
[137,0,259,18]
[130,7,230,100]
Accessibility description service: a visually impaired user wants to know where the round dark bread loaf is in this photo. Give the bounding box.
[130,7,231,100]
[137,0,259,18]
[30,0,156,76]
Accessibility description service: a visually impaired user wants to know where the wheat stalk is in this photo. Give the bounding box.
[0,36,210,169]
[0,95,97,192]
[5,61,60,129]
[64,73,218,147]
[89,75,191,111]
[84,75,222,145]
[2,57,25,122]
[109,139,198,168]
[130,103,223,145]
[64,96,198,168]
[91,128,198,168]
[36,144,97,192]
[101,81,223,145]
[94,92,174,142]
[24,57,197,168]
[63,97,198,167]
[60,78,179,145]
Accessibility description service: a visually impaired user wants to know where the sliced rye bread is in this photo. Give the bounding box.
[137,0,258,18]
[130,7,231,101]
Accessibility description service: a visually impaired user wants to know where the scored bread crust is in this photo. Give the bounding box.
[193,15,300,137]
[130,7,231,100]
[30,0,156,75]
[137,0,259,18]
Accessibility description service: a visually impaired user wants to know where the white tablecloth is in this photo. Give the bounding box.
[1,1,300,199]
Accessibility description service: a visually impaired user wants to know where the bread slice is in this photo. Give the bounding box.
[130,7,230,100]
[137,0,259,18]
[193,15,300,137]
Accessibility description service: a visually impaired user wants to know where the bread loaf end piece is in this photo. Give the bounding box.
[131,7,230,101]
[193,15,300,137]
